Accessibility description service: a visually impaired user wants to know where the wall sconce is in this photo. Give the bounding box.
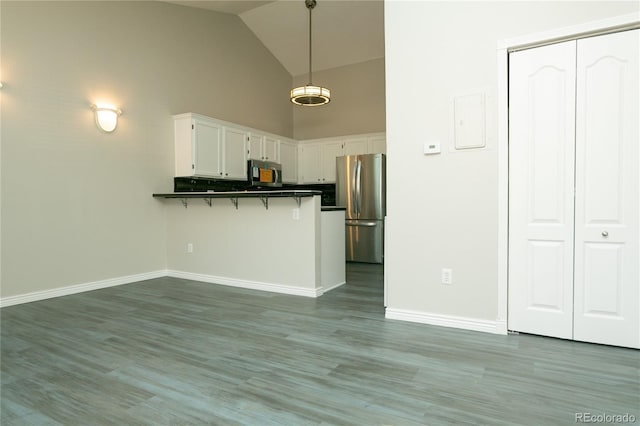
[91,104,122,133]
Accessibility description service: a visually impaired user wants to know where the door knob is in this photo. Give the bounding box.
[602,231,609,237]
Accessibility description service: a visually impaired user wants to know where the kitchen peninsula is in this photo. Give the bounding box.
[153,190,346,297]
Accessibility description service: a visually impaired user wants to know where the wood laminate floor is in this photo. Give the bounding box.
[1,264,638,425]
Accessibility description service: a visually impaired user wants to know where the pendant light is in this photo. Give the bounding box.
[290,0,331,106]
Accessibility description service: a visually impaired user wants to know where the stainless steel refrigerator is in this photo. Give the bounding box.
[336,153,386,263]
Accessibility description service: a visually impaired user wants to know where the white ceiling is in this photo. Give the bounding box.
[163,0,385,77]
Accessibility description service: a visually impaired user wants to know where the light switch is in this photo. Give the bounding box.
[424,141,441,155]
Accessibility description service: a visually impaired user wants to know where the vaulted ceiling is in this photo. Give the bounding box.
[163,0,385,77]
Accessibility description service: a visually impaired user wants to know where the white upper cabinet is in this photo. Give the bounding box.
[343,134,386,155]
[174,113,247,180]
[367,135,386,154]
[298,133,386,184]
[175,114,383,185]
[249,133,280,162]
[300,143,323,183]
[299,140,344,183]
[248,134,263,161]
[175,114,222,177]
[279,139,298,183]
[343,138,368,156]
[263,136,279,162]
[222,126,249,180]
[321,141,345,183]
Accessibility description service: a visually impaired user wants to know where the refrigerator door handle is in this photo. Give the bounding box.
[350,159,358,216]
[355,159,362,215]
[346,221,377,227]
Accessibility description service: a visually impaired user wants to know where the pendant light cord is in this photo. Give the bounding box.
[308,2,313,85]
[290,0,329,106]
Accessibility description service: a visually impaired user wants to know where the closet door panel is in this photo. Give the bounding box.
[574,30,639,348]
[582,243,624,312]
[508,41,576,339]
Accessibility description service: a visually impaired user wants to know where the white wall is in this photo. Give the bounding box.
[293,58,386,140]
[165,196,321,294]
[384,1,639,328]
[0,1,293,299]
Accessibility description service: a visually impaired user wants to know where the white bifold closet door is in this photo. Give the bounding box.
[508,30,639,349]
[508,40,577,341]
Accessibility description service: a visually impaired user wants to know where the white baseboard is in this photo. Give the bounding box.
[385,308,507,335]
[321,281,346,293]
[1,273,509,336]
[1,269,330,308]
[167,270,323,298]
[0,270,167,308]
[494,318,508,335]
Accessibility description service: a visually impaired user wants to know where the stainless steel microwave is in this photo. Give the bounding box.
[248,160,282,187]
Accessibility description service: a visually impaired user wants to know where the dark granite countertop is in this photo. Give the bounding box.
[153,190,321,199]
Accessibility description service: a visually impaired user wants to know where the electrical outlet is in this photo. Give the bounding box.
[187,243,193,253]
[292,208,300,220]
[441,268,453,285]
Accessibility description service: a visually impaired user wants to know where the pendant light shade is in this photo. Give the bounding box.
[290,0,330,106]
[290,85,331,106]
